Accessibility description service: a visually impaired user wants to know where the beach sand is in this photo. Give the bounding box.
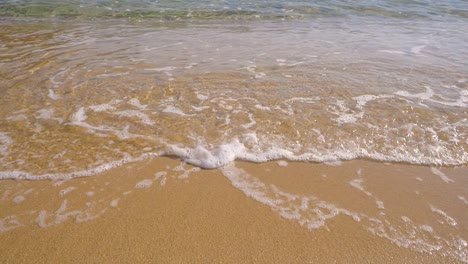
[0,158,466,263]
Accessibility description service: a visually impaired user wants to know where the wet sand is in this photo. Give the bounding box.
[0,158,466,263]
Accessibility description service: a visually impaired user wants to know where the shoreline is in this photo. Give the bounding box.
[1,158,466,263]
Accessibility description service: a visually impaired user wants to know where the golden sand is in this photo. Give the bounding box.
[0,158,466,263]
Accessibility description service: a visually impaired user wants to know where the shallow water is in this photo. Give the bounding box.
[0,12,467,178]
[0,0,467,261]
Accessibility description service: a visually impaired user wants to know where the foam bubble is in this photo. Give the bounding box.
[135,179,153,189]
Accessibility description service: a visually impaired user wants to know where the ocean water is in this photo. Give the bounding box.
[1,1,467,177]
[0,0,467,261]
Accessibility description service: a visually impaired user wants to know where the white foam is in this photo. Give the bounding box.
[191,105,210,111]
[49,68,68,86]
[97,72,129,77]
[144,66,177,72]
[48,89,61,100]
[243,65,256,73]
[430,205,457,226]
[376,200,385,209]
[59,186,76,197]
[395,86,467,107]
[419,225,434,233]
[89,103,116,112]
[0,215,21,233]
[184,62,198,69]
[254,104,271,111]
[353,94,393,109]
[135,179,153,189]
[0,152,161,180]
[457,195,468,205]
[35,108,63,123]
[128,98,147,109]
[401,216,411,223]
[35,200,82,228]
[69,107,87,123]
[196,93,208,101]
[0,132,12,158]
[6,114,27,122]
[85,191,94,197]
[378,50,406,55]
[173,162,201,179]
[277,160,289,167]
[161,105,195,117]
[154,171,167,186]
[115,110,155,126]
[221,164,362,230]
[349,178,372,197]
[255,72,266,78]
[430,168,454,183]
[241,113,256,129]
[165,140,245,169]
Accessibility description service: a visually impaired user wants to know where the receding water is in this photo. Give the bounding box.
[1,1,468,262]
[1,12,467,178]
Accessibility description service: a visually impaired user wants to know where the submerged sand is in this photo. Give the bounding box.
[0,158,466,263]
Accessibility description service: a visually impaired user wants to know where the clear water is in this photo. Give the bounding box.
[1,3,467,177]
[0,1,467,261]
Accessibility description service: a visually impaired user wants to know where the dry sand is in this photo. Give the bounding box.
[0,157,466,263]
